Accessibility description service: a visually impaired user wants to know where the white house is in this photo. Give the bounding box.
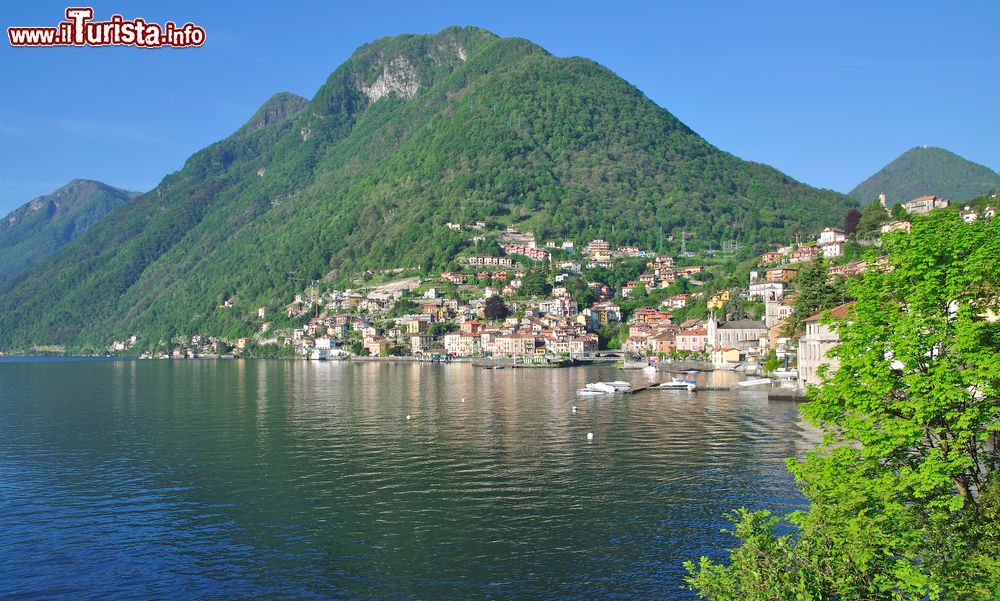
[797,303,852,388]
[748,280,784,302]
[816,227,846,246]
[821,241,844,259]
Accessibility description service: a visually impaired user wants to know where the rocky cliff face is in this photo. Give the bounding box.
[359,56,420,102]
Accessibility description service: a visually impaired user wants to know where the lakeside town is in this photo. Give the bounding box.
[114,193,995,393]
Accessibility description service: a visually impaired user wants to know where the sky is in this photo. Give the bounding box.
[2,1,998,215]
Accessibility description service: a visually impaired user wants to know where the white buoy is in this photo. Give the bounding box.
[572,405,577,413]
[461,398,465,403]
[406,414,411,420]
[587,432,594,440]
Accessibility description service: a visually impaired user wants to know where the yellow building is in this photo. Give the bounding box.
[710,347,742,366]
[707,290,731,310]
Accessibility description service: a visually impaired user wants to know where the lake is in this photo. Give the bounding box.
[0,358,809,599]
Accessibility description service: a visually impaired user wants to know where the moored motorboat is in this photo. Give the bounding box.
[586,382,619,393]
[583,381,631,393]
[659,377,696,391]
[771,368,798,378]
[605,380,632,391]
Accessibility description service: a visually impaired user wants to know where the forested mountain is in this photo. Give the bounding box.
[0,179,135,283]
[0,26,855,350]
[850,146,1000,206]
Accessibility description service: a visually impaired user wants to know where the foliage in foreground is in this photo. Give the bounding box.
[686,211,1000,599]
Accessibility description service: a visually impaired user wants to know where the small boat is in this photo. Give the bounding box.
[771,368,798,378]
[586,382,619,393]
[584,381,631,393]
[659,377,696,391]
[605,380,632,391]
[736,378,772,388]
[576,388,605,396]
[642,365,658,375]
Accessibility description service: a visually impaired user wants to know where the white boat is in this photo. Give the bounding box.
[576,388,605,396]
[771,368,798,378]
[658,382,697,391]
[584,381,631,394]
[586,382,619,393]
[659,380,696,391]
[642,365,658,374]
[736,378,772,388]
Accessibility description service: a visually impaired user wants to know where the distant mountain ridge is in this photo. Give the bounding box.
[850,146,1000,206]
[0,179,136,283]
[0,26,855,351]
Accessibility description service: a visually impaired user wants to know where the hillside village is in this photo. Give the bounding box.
[118,193,995,392]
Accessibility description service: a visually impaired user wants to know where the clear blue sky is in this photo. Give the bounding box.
[2,1,998,214]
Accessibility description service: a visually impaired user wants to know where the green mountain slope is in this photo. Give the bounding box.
[0,179,136,283]
[850,146,1000,206]
[0,26,855,350]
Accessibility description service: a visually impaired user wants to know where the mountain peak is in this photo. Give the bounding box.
[0,179,134,283]
[850,146,1000,205]
[340,27,540,106]
[237,92,308,134]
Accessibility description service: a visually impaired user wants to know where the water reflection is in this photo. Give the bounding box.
[0,359,807,600]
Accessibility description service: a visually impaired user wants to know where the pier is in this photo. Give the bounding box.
[626,382,733,394]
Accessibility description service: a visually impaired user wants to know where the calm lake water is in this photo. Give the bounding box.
[0,358,809,599]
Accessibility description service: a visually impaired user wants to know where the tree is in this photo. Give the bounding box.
[781,259,849,336]
[686,211,1000,599]
[843,207,862,235]
[564,276,598,307]
[519,267,552,298]
[763,349,780,373]
[856,200,890,237]
[428,322,458,337]
[722,294,748,320]
[890,202,908,220]
[387,295,419,318]
[483,295,509,320]
[585,257,646,289]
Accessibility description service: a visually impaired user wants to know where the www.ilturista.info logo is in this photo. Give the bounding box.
[8,7,205,48]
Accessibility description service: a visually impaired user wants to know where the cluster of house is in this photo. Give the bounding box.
[878,194,995,232]
[503,245,550,262]
[617,308,768,364]
[580,238,657,266]
[621,256,705,298]
[759,226,848,266]
[120,333,235,359]
[458,222,664,271]
[134,216,822,383]
[271,283,613,359]
[131,193,995,391]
